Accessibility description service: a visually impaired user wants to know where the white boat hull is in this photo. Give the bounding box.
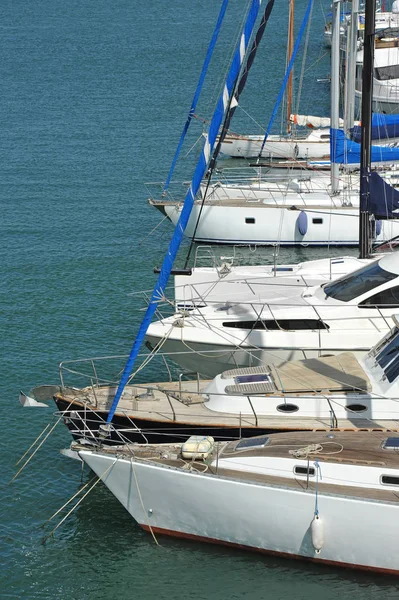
[163,202,399,246]
[219,132,330,160]
[81,451,399,574]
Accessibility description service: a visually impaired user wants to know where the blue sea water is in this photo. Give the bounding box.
[2,0,399,598]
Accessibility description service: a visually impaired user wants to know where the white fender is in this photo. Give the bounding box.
[310,514,324,553]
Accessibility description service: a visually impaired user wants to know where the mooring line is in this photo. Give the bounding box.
[41,458,118,544]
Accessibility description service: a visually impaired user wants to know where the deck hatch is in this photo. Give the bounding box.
[382,437,399,450]
[235,374,272,385]
[235,436,269,450]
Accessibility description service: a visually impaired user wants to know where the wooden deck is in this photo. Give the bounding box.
[79,430,399,504]
[55,380,399,432]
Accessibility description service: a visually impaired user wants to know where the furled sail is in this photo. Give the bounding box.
[351,113,399,142]
[331,128,399,164]
[290,114,344,128]
[368,171,399,219]
[105,0,265,425]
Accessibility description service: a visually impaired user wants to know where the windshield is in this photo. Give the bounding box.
[323,261,397,302]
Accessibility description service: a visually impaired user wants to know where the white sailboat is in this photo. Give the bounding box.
[78,426,399,573]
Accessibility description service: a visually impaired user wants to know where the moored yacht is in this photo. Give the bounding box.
[23,314,399,443]
[147,253,399,375]
[77,428,399,573]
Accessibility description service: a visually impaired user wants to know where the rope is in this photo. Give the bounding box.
[42,458,118,544]
[130,457,160,546]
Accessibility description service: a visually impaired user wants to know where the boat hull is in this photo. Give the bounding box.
[55,397,288,444]
[80,451,399,574]
[162,202,399,246]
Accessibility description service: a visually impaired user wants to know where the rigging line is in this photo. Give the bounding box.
[130,457,160,546]
[184,0,276,269]
[257,0,314,162]
[235,104,265,131]
[42,458,118,544]
[10,408,74,484]
[15,423,51,466]
[295,0,314,115]
[162,0,229,193]
[137,214,170,247]
[183,133,206,160]
[43,475,97,525]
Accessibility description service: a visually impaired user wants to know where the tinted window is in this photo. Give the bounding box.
[223,319,329,331]
[375,65,399,81]
[376,331,399,382]
[359,285,399,308]
[323,261,397,302]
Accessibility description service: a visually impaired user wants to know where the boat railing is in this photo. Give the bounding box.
[54,385,380,444]
[58,350,212,391]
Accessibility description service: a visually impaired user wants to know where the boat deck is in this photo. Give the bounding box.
[55,379,399,432]
[149,198,358,210]
[80,431,399,504]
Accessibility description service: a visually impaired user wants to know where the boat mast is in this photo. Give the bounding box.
[359,0,376,258]
[331,0,341,195]
[286,0,294,133]
[344,0,359,134]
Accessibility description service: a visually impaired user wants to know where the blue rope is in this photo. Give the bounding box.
[257,0,314,160]
[106,0,262,425]
[163,0,229,193]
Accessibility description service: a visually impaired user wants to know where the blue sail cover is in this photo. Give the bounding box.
[351,114,399,142]
[105,0,264,425]
[331,128,399,164]
[369,171,399,219]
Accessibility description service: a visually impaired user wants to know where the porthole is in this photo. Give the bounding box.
[245,217,255,224]
[346,404,368,413]
[294,466,315,476]
[312,218,323,224]
[381,475,399,486]
[277,403,299,413]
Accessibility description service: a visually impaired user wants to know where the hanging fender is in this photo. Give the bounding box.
[310,514,324,553]
[297,211,308,235]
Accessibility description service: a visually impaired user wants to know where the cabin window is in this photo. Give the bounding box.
[222,319,329,331]
[277,403,299,413]
[359,285,399,308]
[320,135,330,140]
[323,261,397,302]
[294,466,315,476]
[375,65,399,81]
[346,403,368,412]
[235,436,269,450]
[312,218,323,224]
[383,437,399,450]
[245,218,255,224]
[381,475,399,486]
